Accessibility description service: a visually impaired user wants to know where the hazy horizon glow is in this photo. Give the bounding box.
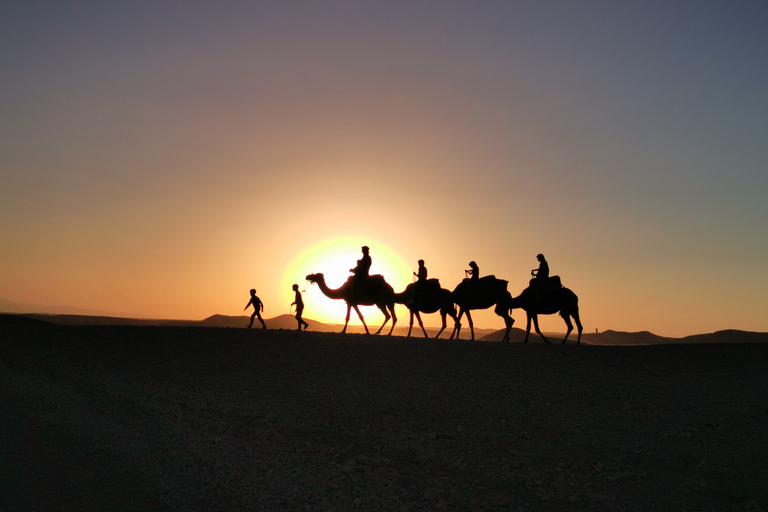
[2,2,767,337]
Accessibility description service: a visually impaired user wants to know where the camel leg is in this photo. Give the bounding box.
[494,303,514,343]
[415,311,428,338]
[561,314,574,344]
[435,312,447,339]
[532,314,550,344]
[572,309,583,345]
[451,309,465,339]
[524,314,532,343]
[407,310,415,337]
[465,310,475,341]
[374,304,390,335]
[388,304,397,335]
[450,312,460,339]
[353,305,369,334]
[342,304,352,333]
[503,317,514,343]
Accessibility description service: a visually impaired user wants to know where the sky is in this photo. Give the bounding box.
[2,1,767,337]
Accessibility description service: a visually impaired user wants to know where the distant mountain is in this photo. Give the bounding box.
[6,306,766,345]
[678,330,768,344]
[479,328,768,345]
[0,298,138,318]
[0,314,53,325]
[479,327,548,343]
[198,314,341,332]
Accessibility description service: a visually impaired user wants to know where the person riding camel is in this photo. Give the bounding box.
[350,246,372,279]
[349,245,372,302]
[414,259,427,282]
[466,261,479,280]
[408,259,429,307]
[532,254,549,280]
[531,253,549,296]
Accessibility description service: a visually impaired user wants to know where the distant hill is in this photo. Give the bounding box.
[0,314,53,325]
[581,329,768,345]
[5,309,766,345]
[581,330,677,345]
[479,328,768,345]
[479,327,548,343]
[678,330,768,344]
[0,298,139,318]
[7,312,493,338]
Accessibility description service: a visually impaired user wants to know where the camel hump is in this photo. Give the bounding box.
[480,275,507,290]
[527,275,563,296]
[456,276,507,296]
[369,274,386,285]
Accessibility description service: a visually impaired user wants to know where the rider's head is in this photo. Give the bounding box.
[469,261,477,269]
[250,288,256,295]
[537,254,545,261]
[361,246,369,254]
[418,259,424,266]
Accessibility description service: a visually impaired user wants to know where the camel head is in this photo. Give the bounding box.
[305,273,324,284]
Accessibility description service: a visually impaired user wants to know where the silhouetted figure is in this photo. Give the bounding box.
[245,288,266,329]
[531,253,549,297]
[407,259,429,308]
[350,245,372,278]
[466,261,479,280]
[531,254,549,280]
[414,259,427,282]
[349,245,372,304]
[291,284,309,331]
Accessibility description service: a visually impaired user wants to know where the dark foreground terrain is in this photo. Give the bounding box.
[1,324,766,511]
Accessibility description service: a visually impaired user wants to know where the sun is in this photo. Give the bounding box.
[282,236,412,325]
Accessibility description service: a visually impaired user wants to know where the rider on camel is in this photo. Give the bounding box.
[350,246,371,278]
[531,253,549,296]
[466,261,479,280]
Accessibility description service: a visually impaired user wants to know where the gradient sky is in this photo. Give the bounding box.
[2,1,767,337]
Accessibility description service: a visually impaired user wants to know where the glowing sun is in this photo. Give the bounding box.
[282,236,411,325]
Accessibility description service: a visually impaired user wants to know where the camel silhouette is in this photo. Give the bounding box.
[394,280,459,338]
[450,276,514,342]
[509,280,583,344]
[305,273,397,335]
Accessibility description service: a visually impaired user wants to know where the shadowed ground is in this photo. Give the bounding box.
[1,324,766,511]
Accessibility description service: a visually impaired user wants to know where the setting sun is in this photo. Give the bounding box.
[282,236,412,325]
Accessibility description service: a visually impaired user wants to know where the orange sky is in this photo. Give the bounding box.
[2,2,768,337]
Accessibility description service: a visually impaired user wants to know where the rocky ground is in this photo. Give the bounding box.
[1,324,766,511]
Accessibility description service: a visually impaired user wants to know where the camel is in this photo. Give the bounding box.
[305,273,397,335]
[394,280,459,338]
[450,277,514,342]
[509,280,582,344]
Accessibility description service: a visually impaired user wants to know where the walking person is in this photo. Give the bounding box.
[245,288,267,329]
[291,284,309,331]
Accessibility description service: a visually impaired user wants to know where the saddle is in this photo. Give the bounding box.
[529,275,562,296]
[457,275,507,297]
[415,278,441,294]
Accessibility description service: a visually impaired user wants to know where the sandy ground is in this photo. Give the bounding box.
[1,324,766,511]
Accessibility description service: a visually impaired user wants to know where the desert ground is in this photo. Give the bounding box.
[1,321,766,511]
